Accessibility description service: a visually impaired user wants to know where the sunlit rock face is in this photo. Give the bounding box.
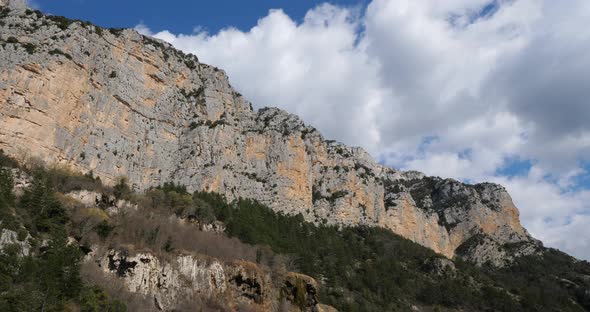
[0,4,539,264]
[1,0,27,12]
[87,248,325,311]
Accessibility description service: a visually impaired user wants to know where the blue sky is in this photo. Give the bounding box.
[30,0,590,260]
[33,0,368,33]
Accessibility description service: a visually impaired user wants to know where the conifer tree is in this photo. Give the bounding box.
[19,171,67,233]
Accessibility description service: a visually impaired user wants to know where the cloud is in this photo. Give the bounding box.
[25,0,41,9]
[484,0,590,173]
[136,0,590,260]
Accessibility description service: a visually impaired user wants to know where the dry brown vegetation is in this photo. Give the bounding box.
[80,261,156,311]
[12,163,299,311]
[62,182,291,269]
[113,212,258,262]
[58,178,295,285]
[81,261,234,311]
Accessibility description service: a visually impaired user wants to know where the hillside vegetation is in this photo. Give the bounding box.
[1,152,589,311]
[195,194,590,311]
[0,156,126,311]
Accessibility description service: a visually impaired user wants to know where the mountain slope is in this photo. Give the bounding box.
[0,0,536,264]
[2,154,589,311]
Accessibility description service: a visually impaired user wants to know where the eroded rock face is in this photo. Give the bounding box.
[88,248,325,311]
[281,272,320,311]
[0,6,539,262]
[10,167,31,196]
[0,228,31,256]
[1,0,27,12]
[65,190,136,215]
[454,234,542,267]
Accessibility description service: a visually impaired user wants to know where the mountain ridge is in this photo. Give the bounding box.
[0,0,538,264]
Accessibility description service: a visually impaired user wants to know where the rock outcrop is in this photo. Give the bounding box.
[0,1,540,263]
[87,247,326,311]
[66,189,137,215]
[0,228,31,256]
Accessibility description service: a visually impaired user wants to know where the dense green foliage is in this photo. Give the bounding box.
[468,249,590,311]
[0,233,83,311]
[0,154,125,311]
[0,168,15,228]
[48,48,73,60]
[194,192,590,312]
[19,172,69,234]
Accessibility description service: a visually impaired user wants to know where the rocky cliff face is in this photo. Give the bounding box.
[0,0,539,262]
[86,247,326,311]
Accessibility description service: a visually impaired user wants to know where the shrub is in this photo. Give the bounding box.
[0,7,11,18]
[0,167,14,205]
[48,48,72,60]
[208,119,226,129]
[95,220,114,240]
[46,15,76,30]
[0,150,19,168]
[94,26,103,37]
[108,28,124,36]
[163,236,174,252]
[113,177,131,199]
[184,59,196,69]
[156,182,187,194]
[193,198,216,223]
[45,165,105,194]
[181,87,204,99]
[0,168,16,229]
[22,43,35,53]
[79,286,127,312]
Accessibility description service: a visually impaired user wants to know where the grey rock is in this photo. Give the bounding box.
[455,233,542,267]
[65,190,137,215]
[1,0,27,12]
[423,256,457,277]
[0,228,31,256]
[86,247,326,311]
[10,168,31,196]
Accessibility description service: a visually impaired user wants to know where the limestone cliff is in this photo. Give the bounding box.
[0,0,539,263]
[86,247,325,311]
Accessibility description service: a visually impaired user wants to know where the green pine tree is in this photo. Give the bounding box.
[19,171,67,233]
